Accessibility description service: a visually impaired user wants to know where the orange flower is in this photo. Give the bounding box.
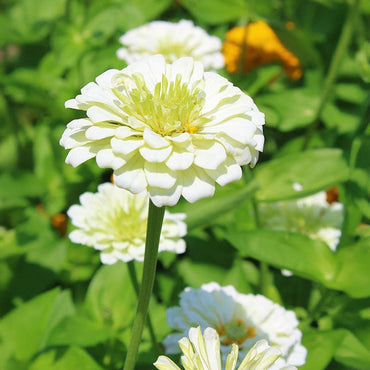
[51,213,68,236]
[223,20,302,80]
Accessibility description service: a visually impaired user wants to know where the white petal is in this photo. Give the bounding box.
[100,253,118,265]
[139,145,172,163]
[87,106,124,124]
[111,137,143,155]
[149,184,182,207]
[113,156,147,194]
[143,127,170,148]
[180,166,215,203]
[193,141,226,170]
[65,146,96,167]
[85,125,117,140]
[96,149,126,169]
[144,162,177,189]
[165,150,194,170]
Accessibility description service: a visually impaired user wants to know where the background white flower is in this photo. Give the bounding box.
[155,327,296,370]
[117,20,224,70]
[259,190,344,251]
[163,283,306,369]
[60,55,264,207]
[67,182,186,264]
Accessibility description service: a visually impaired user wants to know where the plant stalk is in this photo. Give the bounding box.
[127,262,158,349]
[302,0,359,150]
[123,200,165,370]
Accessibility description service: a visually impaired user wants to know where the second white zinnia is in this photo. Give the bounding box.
[60,55,264,207]
[163,283,307,369]
[117,20,225,70]
[67,182,186,264]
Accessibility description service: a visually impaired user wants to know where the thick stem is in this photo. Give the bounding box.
[302,0,359,150]
[127,262,158,349]
[123,200,165,370]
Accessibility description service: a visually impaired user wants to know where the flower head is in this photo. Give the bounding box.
[67,182,186,264]
[117,20,224,70]
[164,283,306,369]
[223,21,302,80]
[259,190,344,251]
[155,327,296,370]
[60,55,264,207]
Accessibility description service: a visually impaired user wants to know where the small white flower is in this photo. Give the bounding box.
[67,182,186,264]
[60,55,264,207]
[155,327,297,370]
[164,283,306,369]
[259,191,344,251]
[117,20,224,70]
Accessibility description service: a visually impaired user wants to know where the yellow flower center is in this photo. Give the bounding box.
[113,73,210,136]
[156,39,198,62]
[216,319,257,346]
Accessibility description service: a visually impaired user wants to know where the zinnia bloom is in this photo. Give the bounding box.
[117,20,224,70]
[60,55,264,207]
[155,327,296,370]
[259,190,344,251]
[223,21,302,80]
[67,182,186,264]
[164,283,306,369]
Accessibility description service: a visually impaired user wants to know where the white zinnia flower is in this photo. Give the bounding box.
[67,182,186,264]
[155,327,296,370]
[164,283,306,369]
[117,20,224,70]
[259,190,344,251]
[60,55,264,207]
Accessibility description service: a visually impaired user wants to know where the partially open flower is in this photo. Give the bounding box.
[155,327,296,370]
[60,55,264,207]
[164,283,306,369]
[117,20,224,70]
[259,190,344,251]
[223,21,302,80]
[67,182,186,264]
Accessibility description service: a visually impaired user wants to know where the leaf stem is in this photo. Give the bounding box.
[127,261,158,350]
[123,200,165,370]
[302,0,359,150]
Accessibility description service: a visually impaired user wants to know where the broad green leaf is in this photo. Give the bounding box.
[227,229,337,284]
[328,239,370,298]
[321,103,359,134]
[83,263,136,329]
[30,347,103,370]
[302,330,345,370]
[335,83,367,104]
[0,289,74,365]
[256,89,320,131]
[181,0,247,24]
[174,179,258,230]
[254,149,349,202]
[334,330,370,369]
[46,315,114,347]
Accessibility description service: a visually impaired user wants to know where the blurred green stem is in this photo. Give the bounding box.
[243,167,270,296]
[123,200,165,370]
[127,262,158,349]
[302,0,359,150]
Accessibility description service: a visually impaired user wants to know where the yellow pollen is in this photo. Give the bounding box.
[216,321,257,346]
[185,123,198,134]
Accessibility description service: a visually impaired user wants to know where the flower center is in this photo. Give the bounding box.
[113,73,211,136]
[216,319,257,346]
[156,39,197,62]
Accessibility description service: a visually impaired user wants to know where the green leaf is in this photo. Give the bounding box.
[321,103,359,134]
[174,179,258,230]
[83,263,137,329]
[181,0,247,24]
[335,83,367,105]
[328,239,370,298]
[227,229,337,284]
[254,148,349,202]
[46,315,114,347]
[256,89,320,131]
[0,289,74,365]
[30,347,103,370]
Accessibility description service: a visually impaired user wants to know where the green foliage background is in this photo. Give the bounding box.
[0,0,369,369]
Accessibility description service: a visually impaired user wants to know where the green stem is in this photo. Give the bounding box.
[123,200,165,370]
[302,0,359,150]
[127,262,158,349]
